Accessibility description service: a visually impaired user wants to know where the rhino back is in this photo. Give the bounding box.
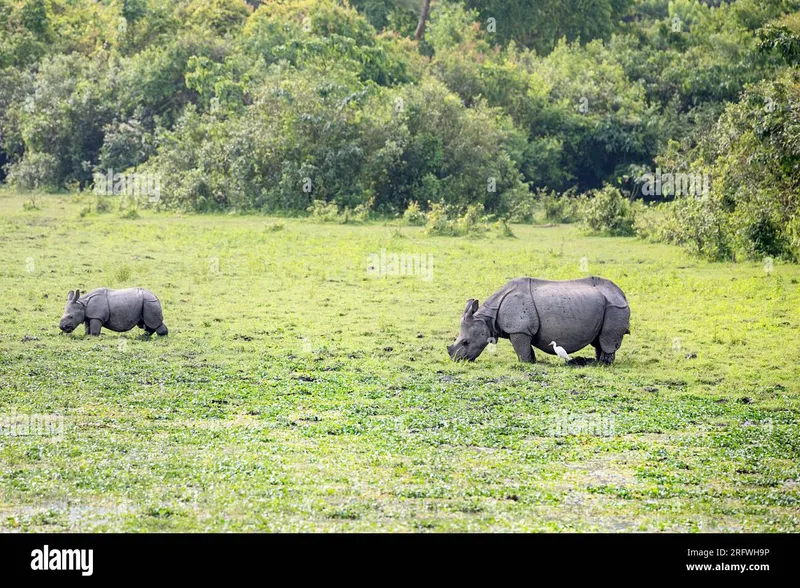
[530,280,606,353]
[104,288,145,331]
[576,276,629,308]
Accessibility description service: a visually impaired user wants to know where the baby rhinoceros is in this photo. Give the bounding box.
[59,288,169,337]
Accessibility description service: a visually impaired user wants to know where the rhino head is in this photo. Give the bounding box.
[447,299,496,361]
[59,290,85,333]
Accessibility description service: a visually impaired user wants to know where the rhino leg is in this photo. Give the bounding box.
[156,323,168,336]
[88,318,102,336]
[510,333,535,363]
[595,347,615,364]
[142,298,165,332]
[591,338,615,364]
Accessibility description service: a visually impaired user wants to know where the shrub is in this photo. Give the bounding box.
[307,198,373,224]
[632,202,667,242]
[425,202,493,237]
[94,195,112,214]
[358,79,528,215]
[640,196,733,260]
[578,185,636,236]
[146,72,527,215]
[98,117,155,173]
[118,195,140,219]
[541,189,578,224]
[76,192,114,217]
[504,188,537,224]
[307,199,342,223]
[22,196,40,210]
[495,219,515,238]
[402,200,426,226]
[343,197,373,224]
[7,151,60,191]
[648,70,800,261]
[740,214,790,259]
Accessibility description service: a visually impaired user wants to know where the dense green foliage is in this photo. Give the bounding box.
[579,185,638,236]
[1,0,799,259]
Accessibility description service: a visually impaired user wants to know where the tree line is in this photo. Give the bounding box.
[1,0,798,260]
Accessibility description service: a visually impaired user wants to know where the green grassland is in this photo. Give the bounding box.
[1,190,799,532]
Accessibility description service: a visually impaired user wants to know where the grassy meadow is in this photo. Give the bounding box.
[0,189,799,532]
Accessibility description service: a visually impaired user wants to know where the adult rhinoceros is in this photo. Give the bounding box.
[447,277,630,364]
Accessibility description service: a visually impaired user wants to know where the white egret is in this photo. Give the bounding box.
[549,341,571,361]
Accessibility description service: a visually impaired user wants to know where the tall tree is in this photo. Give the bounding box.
[415,0,432,39]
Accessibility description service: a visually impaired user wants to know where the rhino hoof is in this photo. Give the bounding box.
[598,352,615,364]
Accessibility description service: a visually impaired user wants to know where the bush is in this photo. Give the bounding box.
[94,194,112,214]
[22,196,40,210]
[633,202,666,242]
[7,151,60,191]
[402,200,426,226]
[504,188,537,224]
[98,117,155,172]
[358,78,528,215]
[307,198,373,224]
[648,70,800,261]
[578,185,636,236]
[307,199,342,223]
[425,202,494,237]
[495,219,515,238]
[742,216,789,259]
[648,195,733,260]
[346,198,373,224]
[541,189,578,224]
[118,195,140,219]
[145,71,527,215]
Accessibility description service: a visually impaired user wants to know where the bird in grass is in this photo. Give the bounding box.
[549,341,571,362]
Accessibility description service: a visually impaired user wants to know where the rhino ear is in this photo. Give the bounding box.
[463,299,475,317]
[463,299,479,318]
[74,289,81,300]
[67,290,75,302]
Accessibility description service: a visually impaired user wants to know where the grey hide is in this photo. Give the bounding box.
[447,276,630,364]
[59,288,168,336]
